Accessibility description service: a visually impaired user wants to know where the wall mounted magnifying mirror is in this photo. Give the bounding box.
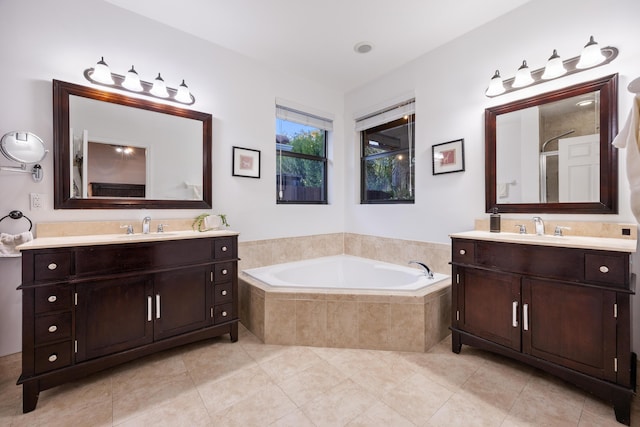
[53,80,212,209]
[0,131,47,182]
[485,74,618,214]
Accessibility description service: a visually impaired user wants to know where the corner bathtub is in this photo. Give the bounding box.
[243,255,449,291]
[239,255,452,352]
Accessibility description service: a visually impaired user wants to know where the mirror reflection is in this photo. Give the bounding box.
[53,80,213,209]
[485,74,618,214]
[496,92,600,204]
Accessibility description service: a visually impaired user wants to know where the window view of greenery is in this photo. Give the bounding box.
[361,115,415,203]
[276,118,327,203]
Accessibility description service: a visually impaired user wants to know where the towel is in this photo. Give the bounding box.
[612,95,640,222]
[0,231,33,257]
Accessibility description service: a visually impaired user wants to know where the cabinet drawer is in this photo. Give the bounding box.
[585,254,627,287]
[214,238,235,259]
[214,282,233,304]
[213,303,234,324]
[76,245,152,276]
[153,238,212,267]
[35,285,72,314]
[34,252,73,281]
[452,240,475,264]
[34,341,72,374]
[213,262,235,282]
[35,312,72,345]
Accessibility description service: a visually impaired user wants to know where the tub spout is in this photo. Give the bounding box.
[408,260,434,279]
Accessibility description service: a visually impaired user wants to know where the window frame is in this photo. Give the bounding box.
[360,114,415,204]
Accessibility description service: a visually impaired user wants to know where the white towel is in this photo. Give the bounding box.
[0,231,33,257]
[612,95,640,223]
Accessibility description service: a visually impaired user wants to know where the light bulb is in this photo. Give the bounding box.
[513,60,534,88]
[541,50,567,80]
[485,70,505,96]
[122,66,143,91]
[91,57,114,84]
[576,36,606,69]
[150,73,169,98]
[175,80,192,103]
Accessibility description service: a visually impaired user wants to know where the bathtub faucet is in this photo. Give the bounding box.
[408,260,434,279]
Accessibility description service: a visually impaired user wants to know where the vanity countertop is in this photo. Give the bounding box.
[450,230,637,253]
[18,229,240,250]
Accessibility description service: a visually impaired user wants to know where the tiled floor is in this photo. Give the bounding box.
[1,324,638,426]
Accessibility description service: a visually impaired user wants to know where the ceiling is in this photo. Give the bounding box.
[105,0,532,92]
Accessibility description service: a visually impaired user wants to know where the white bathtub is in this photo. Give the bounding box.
[243,255,449,291]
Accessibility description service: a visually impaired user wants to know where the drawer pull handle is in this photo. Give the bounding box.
[48,354,58,363]
[47,295,57,303]
[221,246,228,252]
[599,266,609,273]
[512,301,518,327]
[459,249,466,255]
[48,263,58,270]
[523,303,529,331]
[222,269,228,275]
[48,325,58,333]
[221,290,227,296]
[221,311,228,317]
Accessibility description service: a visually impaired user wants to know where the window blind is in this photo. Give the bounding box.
[276,105,333,131]
[355,99,415,131]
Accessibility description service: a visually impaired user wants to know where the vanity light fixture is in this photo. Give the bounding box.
[84,57,195,105]
[485,36,617,97]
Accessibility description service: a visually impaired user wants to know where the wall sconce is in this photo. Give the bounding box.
[485,36,618,97]
[84,57,196,105]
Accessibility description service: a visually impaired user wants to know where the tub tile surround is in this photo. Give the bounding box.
[238,233,452,352]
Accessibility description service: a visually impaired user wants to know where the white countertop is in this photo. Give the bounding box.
[17,229,240,250]
[450,230,637,253]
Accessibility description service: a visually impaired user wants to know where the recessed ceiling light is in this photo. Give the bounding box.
[354,42,373,54]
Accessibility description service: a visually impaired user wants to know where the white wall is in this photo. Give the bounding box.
[0,0,345,355]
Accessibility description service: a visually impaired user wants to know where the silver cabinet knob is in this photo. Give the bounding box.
[599,265,610,273]
[222,269,228,275]
[48,325,58,333]
[48,354,58,362]
[221,311,228,317]
[48,263,58,270]
[48,295,57,303]
[221,290,227,296]
[221,246,228,252]
[459,249,466,255]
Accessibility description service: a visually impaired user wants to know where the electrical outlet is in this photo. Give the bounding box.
[30,193,44,210]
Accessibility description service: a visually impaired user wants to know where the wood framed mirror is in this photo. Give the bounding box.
[485,74,618,214]
[53,80,212,209]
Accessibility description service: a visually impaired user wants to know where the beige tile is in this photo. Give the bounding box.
[578,410,625,427]
[326,300,359,348]
[277,359,347,406]
[213,383,297,426]
[389,303,424,352]
[347,401,415,427]
[426,389,507,426]
[381,372,452,425]
[295,299,327,346]
[269,408,317,427]
[36,370,112,419]
[348,350,417,399]
[37,400,113,427]
[264,298,296,345]
[258,346,323,383]
[301,378,378,427]
[357,302,390,350]
[180,340,255,385]
[117,388,210,427]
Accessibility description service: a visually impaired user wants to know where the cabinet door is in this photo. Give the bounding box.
[522,278,617,381]
[153,266,211,341]
[76,276,153,362]
[458,268,521,351]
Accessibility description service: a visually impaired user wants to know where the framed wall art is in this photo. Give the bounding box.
[232,146,261,178]
[432,138,465,175]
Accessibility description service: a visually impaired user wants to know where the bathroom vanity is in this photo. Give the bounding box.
[16,231,239,412]
[450,231,636,425]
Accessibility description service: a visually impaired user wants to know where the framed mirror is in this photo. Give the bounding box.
[485,74,618,214]
[53,80,212,209]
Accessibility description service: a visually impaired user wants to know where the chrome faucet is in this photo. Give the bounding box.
[142,216,151,234]
[408,260,434,279]
[532,217,544,236]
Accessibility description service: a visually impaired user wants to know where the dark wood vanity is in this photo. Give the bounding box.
[17,233,238,412]
[450,233,636,425]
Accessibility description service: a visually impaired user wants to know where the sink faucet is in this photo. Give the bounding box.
[532,217,544,236]
[142,216,151,234]
[408,260,434,279]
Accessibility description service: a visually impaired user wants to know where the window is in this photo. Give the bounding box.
[276,104,331,204]
[358,100,415,203]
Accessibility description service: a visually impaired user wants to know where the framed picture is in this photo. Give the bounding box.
[432,138,465,175]
[232,146,261,178]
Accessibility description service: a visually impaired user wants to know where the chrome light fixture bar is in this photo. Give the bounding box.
[84,57,195,105]
[485,36,618,97]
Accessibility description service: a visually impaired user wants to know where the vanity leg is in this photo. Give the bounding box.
[613,399,631,426]
[230,322,238,342]
[451,331,462,354]
[22,381,39,413]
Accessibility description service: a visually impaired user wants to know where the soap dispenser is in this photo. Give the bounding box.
[490,207,501,233]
